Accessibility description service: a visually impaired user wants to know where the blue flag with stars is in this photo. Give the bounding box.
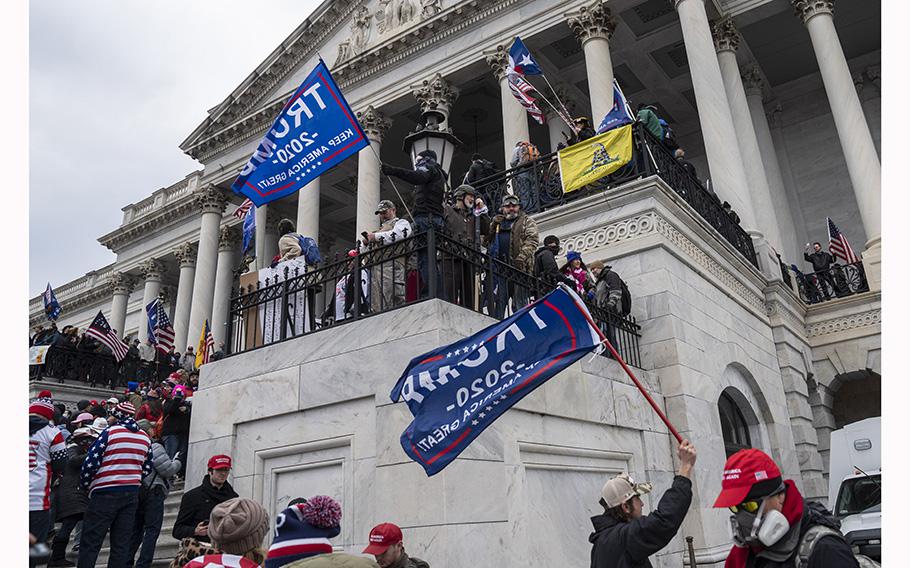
[43,283,61,321]
[508,36,543,75]
[390,285,602,476]
[231,59,369,207]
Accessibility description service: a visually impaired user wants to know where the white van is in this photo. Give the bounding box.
[827,416,881,561]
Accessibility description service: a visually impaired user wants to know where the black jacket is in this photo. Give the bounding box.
[161,396,191,437]
[172,475,239,539]
[54,445,89,520]
[804,251,834,272]
[533,246,574,288]
[443,204,490,246]
[383,162,447,217]
[589,475,692,568]
[463,158,498,187]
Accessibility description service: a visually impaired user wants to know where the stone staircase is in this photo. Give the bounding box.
[90,479,186,567]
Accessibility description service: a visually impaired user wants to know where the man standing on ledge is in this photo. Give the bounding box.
[589,440,697,568]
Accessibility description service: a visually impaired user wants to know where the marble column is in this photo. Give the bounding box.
[568,1,616,124]
[673,0,756,230]
[766,104,811,260]
[187,185,228,348]
[296,178,321,243]
[264,208,280,265]
[137,258,166,344]
[354,105,391,236]
[544,84,575,152]
[741,66,802,261]
[712,19,781,253]
[211,225,241,348]
[486,45,531,169]
[791,0,880,250]
[172,242,197,353]
[254,204,268,271]
[107,272,134,340]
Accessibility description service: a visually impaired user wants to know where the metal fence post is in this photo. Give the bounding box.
[427,225,438,299]
[225,287,236,356]
[279,268,290,341]
[352,245,362,321]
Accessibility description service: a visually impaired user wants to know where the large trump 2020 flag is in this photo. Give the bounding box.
[390,285,602,476]
[232,59,368,207]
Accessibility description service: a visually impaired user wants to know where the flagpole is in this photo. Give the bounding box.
[365,144,415,224]
[532,84,576,132]
[540,74,577,133]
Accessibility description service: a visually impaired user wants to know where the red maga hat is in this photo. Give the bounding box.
[207,454,232,470]
[362,523,403,555]
[713,448,781,508]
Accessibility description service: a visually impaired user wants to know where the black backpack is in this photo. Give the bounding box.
[604,269,632,316]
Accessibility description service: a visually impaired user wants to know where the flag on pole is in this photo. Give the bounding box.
[242,205,256,256]
[507,73,545,125]
[232,59,369,207]
[195,319,215,368]
[146,298,175,354]
[827,217,859,264]
[558,124,634,193]
[596,80,634,134]
[233,198,254,220]
[390,285,602,476]
[507,36,543,75]
[86,311,129,362]
[43,283,61,321]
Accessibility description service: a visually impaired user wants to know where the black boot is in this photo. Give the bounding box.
[47,539,75,567]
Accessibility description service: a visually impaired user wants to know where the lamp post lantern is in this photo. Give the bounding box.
[403,108,462,176]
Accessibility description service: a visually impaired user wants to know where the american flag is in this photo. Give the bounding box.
[507,72,545,125]
[827,217,859,264]
[146,298,175,354]
[86,311,129,362]
[233,198,254,220]
[196,319,215,367]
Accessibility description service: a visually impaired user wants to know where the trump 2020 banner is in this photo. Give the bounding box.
[390,286,602,476]
[232,59,368,207]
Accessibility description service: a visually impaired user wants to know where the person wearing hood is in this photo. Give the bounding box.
[713,449,861,568]
[173,455,239,542]
[533,235,576,291]
[48,427,97,567]
[30,394,68,544]
[636,103,663,140]
[381,149,448,297]
[77,401,153,568]
[560,250,593,296]
[589,440,696,568]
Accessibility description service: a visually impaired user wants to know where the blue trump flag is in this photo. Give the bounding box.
[597,80,634,134]
[232,59,368,207]
[241,205,256,256]
[508,36,543,75]
[43,283,61,321]
[390,285,602,476]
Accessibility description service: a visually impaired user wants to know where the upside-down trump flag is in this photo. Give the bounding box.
[390,285,602,476]
[558,124,633,193]
[232,59,368,207]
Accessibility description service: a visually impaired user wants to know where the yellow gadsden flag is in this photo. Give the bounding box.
[557,124,634,193]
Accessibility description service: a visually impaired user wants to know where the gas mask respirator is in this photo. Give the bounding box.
[730,498,791,547]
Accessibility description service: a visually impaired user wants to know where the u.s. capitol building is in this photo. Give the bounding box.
[30,0,881,566]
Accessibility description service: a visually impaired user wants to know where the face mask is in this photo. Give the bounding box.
[730,498,790,547]
[756,509,790,546]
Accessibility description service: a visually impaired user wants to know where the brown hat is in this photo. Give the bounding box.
[208,498,269,555]
[601,473,653,508]
[588,260,605,271]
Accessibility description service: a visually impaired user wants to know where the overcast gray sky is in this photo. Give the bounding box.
[29,0,321,297]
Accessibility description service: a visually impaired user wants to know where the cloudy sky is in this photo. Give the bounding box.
[29,0,321,297]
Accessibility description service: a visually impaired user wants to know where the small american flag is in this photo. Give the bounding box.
[86,311,129,362]
[233,198,254,220]
[507,72,545,125]
[827,217,859,264]
[146,298,175,354]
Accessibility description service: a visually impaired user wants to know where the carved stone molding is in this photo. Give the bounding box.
[766,102,784,128]
[806,309,880,339]
[174,243,198,268]
[420,0,442,19]
[99,198,198,253]
[568,1,616,45]
[853,65,881,94]
[108,272,136,296]
[336,5,373,65]
[766,299,806,333]
[791,0,834,25]
[711,17,740,53]
[741,64,764,95]
[412,73,459,121]
[194,184,228,215]
[563,213,660,254]
[484,44,510,82]
[355,105,391,142]
[219,225,241,251]
[139,258,166,282]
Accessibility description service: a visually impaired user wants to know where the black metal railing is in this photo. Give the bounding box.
[467,123,758,268]
[792,261,869,305]
[29,346,180,388]
[227,229,642,367]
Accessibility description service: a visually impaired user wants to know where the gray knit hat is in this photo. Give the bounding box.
[209,498,269,555]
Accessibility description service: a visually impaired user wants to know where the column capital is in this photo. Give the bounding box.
[355,105,391,143]
[790,0,834,25]
[766,102,784,128]
[219,225,241,252]
[193,184,228,214]
[412,73,459,121]
[484,45,510,82]
[108,271,136,295]
[741,64,765,95]
[138,258,166,282]
[711,17,740,53]
[174,242,198,268]
[568,1,616,45]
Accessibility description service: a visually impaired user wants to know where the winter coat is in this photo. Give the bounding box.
[143,441,181,497]
[463,158,498,187]
[128,392,143,410]
[172,475,239,540]
[54,444,89,520]
[637,107,663,140]
[161,397,191,437]
[385,553,430,568]
[181,353,196,372]
[382,162,448,217]
[589,475,692,568]
[677,159,697,179]
[533,246,575,288]
[443,204,489,246]
[595,269,624,313]
[804,251,835,272]
[284,554,380,568]
[136,402,164,423]
[485,213,540,273]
